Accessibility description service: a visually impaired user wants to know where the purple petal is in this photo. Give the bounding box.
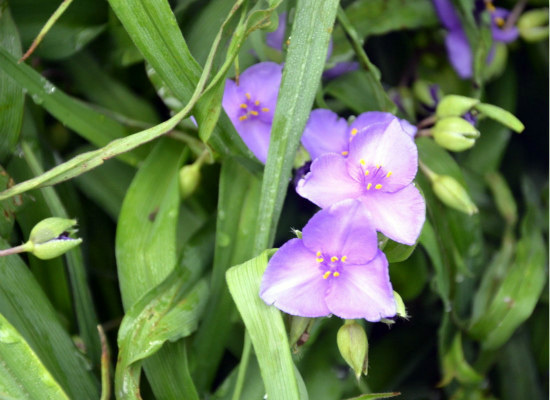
[322,61,359,80]
[233,119,271,163]
[445,29,473,79]
[325,251,396,321]
[238,62,282,109]
[266,13,287,51]
[491,8,518,43]
[260,239,330,317]
[302,199,378,264]
[361,184,425,245]
[348,111,417,139]
[296,154,364,208]
[433,0,462,30]
[347,119,418,192]
[399,119,418,138]
[301,109,349,160]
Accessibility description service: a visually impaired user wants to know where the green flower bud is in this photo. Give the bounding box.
[474,103,525,133]
[412,80,441,108]
[432,175,478,215]
[432,117,480,152]
[337,320,368,380]
[288,316,313,351]
[27,217,82,260]
[518,8,549,42]
[436,95,479,118]
[178,163,201,199]
[393,291,408,319]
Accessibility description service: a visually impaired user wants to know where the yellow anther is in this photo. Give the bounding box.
[333,272,340,277]
[330,256,339,262]
[365,170,370,176]
[341,151,349,156]
[375,184,382,189]
[387,171,393,177]
[360,159,366,166]
[486,2,496,12]
[367,183,372,190]
[351,128,358,136]
[495,17,505,27]
[239,115,248,121]
[316,258,324,263]
[245,93,251,100]
[261,107,270,112]
[250,110,259,116]
[376,164,381,169]
[240,103,248,109]
[254,100,260,106]
[316,251,322,257]
[341,256,347,262]
[322,271,331,279]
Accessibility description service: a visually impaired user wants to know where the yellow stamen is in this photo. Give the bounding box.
[254,100,260,106]
[495,17,505,27]
[364,170,370,176]
[341,256,347,262]
[351,128,358,136]
[375,184,382,189]
[322,271,331,279]
[367,183,372,190]
[376,164,381,169]
[245,93,251,100]
[387,171,393,177]
[330,256,339,262]
[316,257,324,263]
[261,107,270,112]
[333,272,340,277]
[360,159,366,166]
[240,103,248,109]
[486,2,496,12]
[239,115,248,121]
[316,251,322,257]
[341,151,349,156]
[250,110,259,116]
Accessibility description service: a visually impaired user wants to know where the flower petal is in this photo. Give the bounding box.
[260,239,330,317]
[301,109,349,160]
[296,154,364,208]
[302,199,378,264]
[238,62,282,107]
[325,250,396,321]
[233,119,271,163]
[432,0,462,30]
[445,29,473,79]
[491,9,518,43]
[347,119,418,192]
[361,184,426,245]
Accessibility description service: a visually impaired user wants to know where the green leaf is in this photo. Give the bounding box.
[0,313,70,400]
[417,137,466,184]
[226,251,304,400]
[419,219,450,307]
[0,2,24,163]
[439,333,483,387]
[383,239,417,264]
[115,269,207,399]
[254,0,339,253]
[474,103,525,133]
[0,239,99,399]
[344,393,401,400]
[469,207,547,350]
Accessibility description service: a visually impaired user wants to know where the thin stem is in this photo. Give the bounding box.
[0,243,31,257]
[232,333,252,400]
[19,0,74,62]
[418,160,438,182]
[504,0,527,31]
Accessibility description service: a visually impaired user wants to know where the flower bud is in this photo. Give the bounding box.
[432,117,480,152]
[337,320,368,380]
[474,103,524,133]
[288,316,313,350]
[432,175,478,215]
[518,8,549,42]
[393,291,408,319]
[178,163,201,199]
[27,217,82,260]
[436,95,479,118]
[412,80,441,109]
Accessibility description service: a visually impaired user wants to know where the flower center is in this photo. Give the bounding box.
[237,92,270,121]
[316,251,347,279]
[358,159,392,191]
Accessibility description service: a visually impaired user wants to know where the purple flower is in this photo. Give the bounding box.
[432,0,519,79]
[222,62,283,163]
[260,199,396,321]
[301,109,417,161]
[297,119,425,245]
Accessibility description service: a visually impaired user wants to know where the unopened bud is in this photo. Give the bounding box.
[432,175,478,215]
[393,291,408,319]
[474,103,524,133]
[178,163,201,199]
[518,9,549,42]
[413,80,441,108]
[27,217,82,259]
[432,117,480,152]
[289,316,313,351]
[337,320,368,380]
[436,95,479,118]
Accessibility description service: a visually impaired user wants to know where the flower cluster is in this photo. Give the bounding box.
[260,108,425,321]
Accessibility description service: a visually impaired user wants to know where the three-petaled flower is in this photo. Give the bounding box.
[260,199,396,321]
[222,62,283,163]
[297,117,425,245]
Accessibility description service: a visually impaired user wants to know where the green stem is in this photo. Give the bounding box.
[232,333,252,400]
[0,242,32,256]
